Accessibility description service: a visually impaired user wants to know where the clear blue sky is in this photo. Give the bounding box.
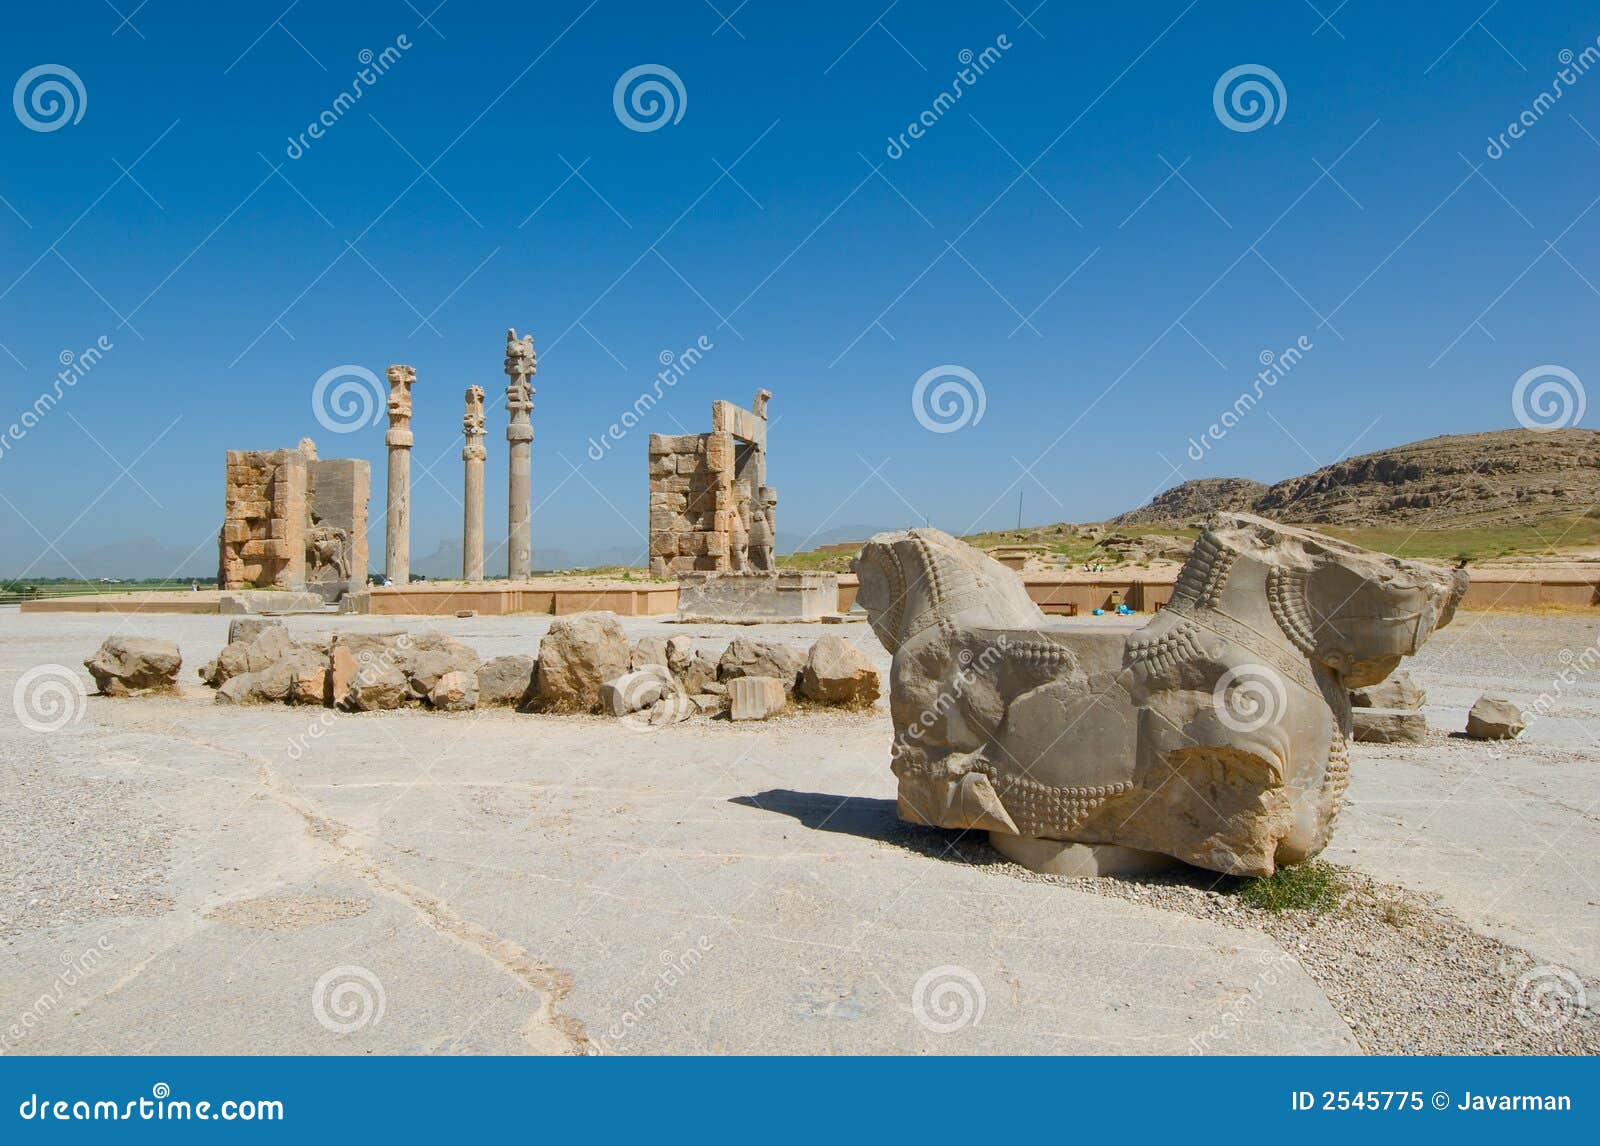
[2,0,1596,574]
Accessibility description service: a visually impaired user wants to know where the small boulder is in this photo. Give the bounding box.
[689,693,726,715]
[1350,670,1426,711]
[83,637,181,696]
[800,636,881,706]
[537,612,631,713]
[227,618,284,646]
[600,665,676,716]
[648,693,697,725]
[476,655,538,708]
[1352,707,1427,744]
[632,634,694,676]
[341,659,410,712]
[1465,695,1525,740]
[429,670,480,712]
[681,651,718,695]
[717,638,805,695]
[254,646,328,704]
[214,672,267,705]
[729,675,787,721]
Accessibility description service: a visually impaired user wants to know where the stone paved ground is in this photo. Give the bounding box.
[0,607,1593,1054]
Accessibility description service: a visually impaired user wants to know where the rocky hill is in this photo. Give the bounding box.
[1110,478,1267,525]
[1112,429,1600,528]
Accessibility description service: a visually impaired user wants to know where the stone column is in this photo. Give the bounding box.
[384,364,417,584]
[504,328,537,580]
[462,385,486,581]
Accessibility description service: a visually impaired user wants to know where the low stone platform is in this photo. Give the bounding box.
[677,571,839,621]
[21,590,330,616]
[361,579,678,617]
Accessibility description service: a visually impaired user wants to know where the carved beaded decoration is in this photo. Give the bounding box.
[984,767,1133,837]
[1266,566,1319,655]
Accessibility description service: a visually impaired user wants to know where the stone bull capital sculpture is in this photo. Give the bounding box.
[851,514,1467,876]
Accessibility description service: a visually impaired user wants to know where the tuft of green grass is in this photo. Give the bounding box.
[1232,860,1347,914]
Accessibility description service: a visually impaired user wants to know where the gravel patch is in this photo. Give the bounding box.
[878,821,1598,1055]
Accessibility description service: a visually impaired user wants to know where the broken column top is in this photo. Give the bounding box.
[711,390,770,447]
[463,386,485,436]
[504,328,537,383]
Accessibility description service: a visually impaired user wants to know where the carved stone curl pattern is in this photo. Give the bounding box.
[852,515,1467,876]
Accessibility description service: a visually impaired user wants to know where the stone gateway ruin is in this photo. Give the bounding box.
[647,389,776,577]
[648,390,836,620]
[218,439,369,602]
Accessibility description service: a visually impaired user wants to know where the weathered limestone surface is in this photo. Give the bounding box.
[676,570,837,621]
[800,635,881,706]
[852,515,1468,877]
[429,670,479,712]
[219,441,365,596]
[462,385,486,582]
[648,390,776,577]
[600,665,678,716]
[729,675,786,721]
[505,329,536,579]
[1466,695,1526,740]
[384,365,417,584]
[84,637,181,696]
[1350,669,1425,711]
[1352,707,1428,744]
[717,638,805,695]
[476,655,537,708]
[536,612,630,713]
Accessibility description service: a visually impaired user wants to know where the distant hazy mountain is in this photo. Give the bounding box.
[1,537,216,581]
